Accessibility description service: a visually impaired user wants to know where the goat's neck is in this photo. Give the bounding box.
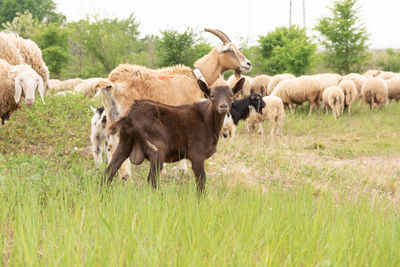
[201,103,224,143]
[195,50,223,86]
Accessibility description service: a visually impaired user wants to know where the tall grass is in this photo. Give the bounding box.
[1,94,400,265]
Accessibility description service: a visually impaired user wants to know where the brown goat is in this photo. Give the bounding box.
[102,78,245,194]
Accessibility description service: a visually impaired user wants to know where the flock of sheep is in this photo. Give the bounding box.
[1,28,399,192]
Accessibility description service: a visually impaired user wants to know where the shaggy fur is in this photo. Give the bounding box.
[251,75,270,96]
[343,73,366,100]
[361,77,388,109]
[378,71,397,80]
[385,76,400,101]
[74,78,104,97]
[338,80,357,114]
[0,32,24,65]
[227,74,253,99]
[364,69,382,78]
[4,33,49,92]
[271,76,326,116]
[266,73,295,96]
[0,59,44,124]
[103,79,245,193]
[247,96,285,136]
[49,78,83,92]
[322,86,344,120]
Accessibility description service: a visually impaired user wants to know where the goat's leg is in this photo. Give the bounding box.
[258,122,264,135]
[102,135,133,187]
[191,159,206,195]
[105,136,111,163]
[109,134,131,180]
[91,135,103,167]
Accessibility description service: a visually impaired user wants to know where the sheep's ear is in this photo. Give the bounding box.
[90,105,97,113]
[37,78,46,104]
[232,78,245,95]
[197,79,211,97]
[14,80,22,103]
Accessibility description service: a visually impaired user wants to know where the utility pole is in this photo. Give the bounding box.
[303,0,306,28]
[289,0,292,27]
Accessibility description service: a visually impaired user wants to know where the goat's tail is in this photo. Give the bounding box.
[108,117,129,136]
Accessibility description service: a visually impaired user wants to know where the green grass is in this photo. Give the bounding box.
[1,94,400,266]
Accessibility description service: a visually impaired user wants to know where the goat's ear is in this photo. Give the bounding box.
[232,77,245,95]
[217,44,234,54]
[90,105,97,113]
[197,79,211,97]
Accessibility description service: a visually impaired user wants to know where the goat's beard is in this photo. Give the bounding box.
[234,70,241,80]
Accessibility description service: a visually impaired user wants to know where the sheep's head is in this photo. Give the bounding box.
[10,65,45,107]
[197,77,245,116]
[204,28,252,79]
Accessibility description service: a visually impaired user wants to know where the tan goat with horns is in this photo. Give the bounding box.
[95,28,252,179]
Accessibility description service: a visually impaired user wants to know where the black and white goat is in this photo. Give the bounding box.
[90,106,110,167]
[221,93,265,137]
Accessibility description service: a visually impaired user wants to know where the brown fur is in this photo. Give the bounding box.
[103,79,245,194]
[0,60,22,124]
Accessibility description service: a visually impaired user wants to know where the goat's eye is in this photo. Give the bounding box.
[210,95,215,100]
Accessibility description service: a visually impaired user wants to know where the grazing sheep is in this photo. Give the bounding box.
[90,106,110,167]
[74,78,104,97]
[378,71,397,80]
[312,73,340,88]
[364,69,382,78]
[266,73,295,96]
[247,96,285,136]
[361,77,388,109]
[98,28,252,179]
[0,59,45,124]
[385,76,400,101]
[338,79,357,114]
[48,78,83,92]
[3,32,49,92]
[322,86,344,120]
[271,76,326,116]
[343,73,366,99]
[221,112,235,138]
[103,78,245,194]
[251,74,270,96]
[0,32,24,65]
[228,74,253,99]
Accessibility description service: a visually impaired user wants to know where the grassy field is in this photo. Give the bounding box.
[1,94,400,266]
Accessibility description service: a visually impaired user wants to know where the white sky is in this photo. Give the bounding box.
[54,0,400,49]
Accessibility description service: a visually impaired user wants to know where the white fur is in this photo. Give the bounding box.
[90,106,110,167]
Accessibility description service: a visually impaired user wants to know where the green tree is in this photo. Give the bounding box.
[69,14,140,76]
[155,28,212,68]
[315,0,370,74]
[0,0,64,26]
[33,23,70,78]
[376,49,400,72]
[258,25,316,75]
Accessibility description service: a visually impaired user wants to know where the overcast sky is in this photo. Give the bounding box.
[54,0,400,49]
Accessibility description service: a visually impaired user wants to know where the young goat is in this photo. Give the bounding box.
[220,93,265,136]
[103,78,245,193]
[90,106,110,167]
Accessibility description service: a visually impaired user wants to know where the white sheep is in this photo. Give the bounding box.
[253,96,286,135]
[90,106,110,167]
[271,75,335,116]
[338,79,357,114]
[343,73,366,100]
[0,59,45,124]
[361,77,388,109]
[74,78,104,97]
[266,73,295,96]
[251,74,270,96]
[228,74,253,99]
[386,76,400,101]
[322,86,344,120]
[49,78,83,92]
[378,71,397,80]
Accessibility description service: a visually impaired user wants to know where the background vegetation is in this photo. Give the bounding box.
[0,0,397,79]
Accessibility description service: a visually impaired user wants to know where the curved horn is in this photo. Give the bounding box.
[204,28,230,44]
[215,29,231,43]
